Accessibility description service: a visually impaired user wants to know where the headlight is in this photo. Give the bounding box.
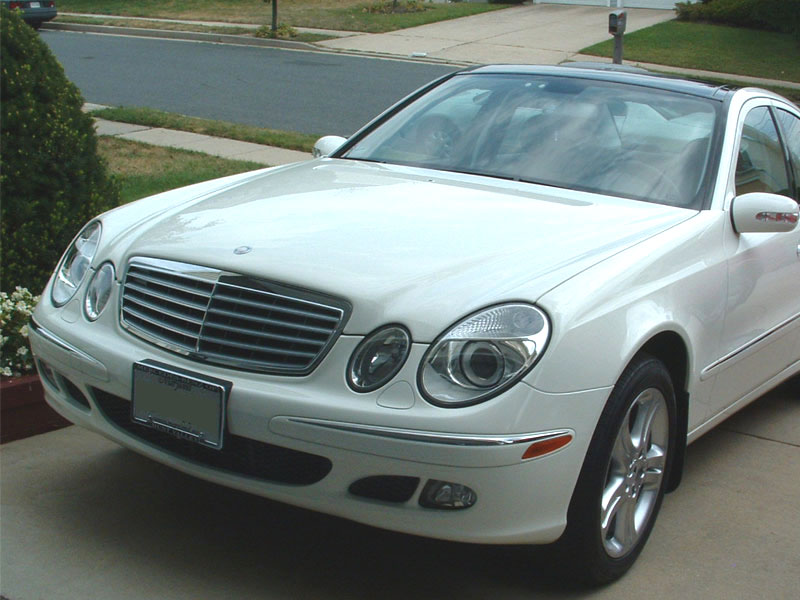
[418,303,550,407]
[51,221,101,307]
[84,262,115,321]
[347,325,411,392]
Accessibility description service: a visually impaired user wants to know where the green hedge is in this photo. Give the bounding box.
[676,0,800,39]
[0,7,120,294]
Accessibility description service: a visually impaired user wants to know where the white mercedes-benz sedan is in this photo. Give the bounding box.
[30,65,799,584]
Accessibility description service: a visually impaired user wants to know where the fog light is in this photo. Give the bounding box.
[419,480,477,510]
[36,358,58,389]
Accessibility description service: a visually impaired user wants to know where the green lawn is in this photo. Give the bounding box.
[94,106,319,153]
[99,137,262,204]
[56,0,511,33]
[581,20,800,83]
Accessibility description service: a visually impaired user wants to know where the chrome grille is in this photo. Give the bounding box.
[121,258,349,374]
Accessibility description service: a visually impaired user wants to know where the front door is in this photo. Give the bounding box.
[710,100,800,412]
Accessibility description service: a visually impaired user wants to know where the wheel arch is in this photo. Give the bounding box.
[638,331,689,492]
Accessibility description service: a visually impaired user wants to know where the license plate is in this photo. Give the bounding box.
[132,361,230,450]
[30,2,40,7]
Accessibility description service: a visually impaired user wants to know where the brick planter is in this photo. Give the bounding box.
[0,374,71,443]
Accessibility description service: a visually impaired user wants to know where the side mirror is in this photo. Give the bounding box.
[313,135,347,158]
[731,192,799,234]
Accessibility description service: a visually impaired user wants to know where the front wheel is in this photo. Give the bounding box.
[555,354,676,585]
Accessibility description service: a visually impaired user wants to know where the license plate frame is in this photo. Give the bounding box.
[132,361,230,450]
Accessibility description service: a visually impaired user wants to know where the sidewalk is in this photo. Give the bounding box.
[316,4,673,66]
[92,113,311,167]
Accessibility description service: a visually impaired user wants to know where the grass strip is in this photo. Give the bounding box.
[55,15,254,35]
[581,21,800,83]
[55,15,334,42]
[57,0,511,33]
[94,106,319,153]
[99,137,263,205]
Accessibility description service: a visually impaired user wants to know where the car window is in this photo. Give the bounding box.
[735,106,791,197]
[343,74,720,209]
[775,108,800,202]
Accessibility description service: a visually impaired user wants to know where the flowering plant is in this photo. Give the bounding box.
[0,287,39,378]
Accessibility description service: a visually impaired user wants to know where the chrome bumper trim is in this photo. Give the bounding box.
[284,417,572,448]
[29,318,106,372]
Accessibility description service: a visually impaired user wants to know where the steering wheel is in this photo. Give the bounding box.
[415,115,460,161]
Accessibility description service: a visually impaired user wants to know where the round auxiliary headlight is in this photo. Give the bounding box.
[347,325,411,393]
[84,262,115,321]
[52,221,102,307]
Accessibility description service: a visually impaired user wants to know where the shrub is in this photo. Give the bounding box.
[675,0,800,39]
[0,7,121,295]
[255,22,298,38]
[0,287,39,377]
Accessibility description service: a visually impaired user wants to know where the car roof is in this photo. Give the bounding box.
[465,64,735,101]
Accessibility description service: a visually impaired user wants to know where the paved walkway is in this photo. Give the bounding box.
[317,4,673,65]
[93,115,311,166]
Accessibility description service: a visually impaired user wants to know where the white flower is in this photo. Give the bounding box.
[20,325,29,338]
[16,346,29,357]
[1,367,12,377]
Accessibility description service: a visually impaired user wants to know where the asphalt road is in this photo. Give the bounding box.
[42,30,457,137]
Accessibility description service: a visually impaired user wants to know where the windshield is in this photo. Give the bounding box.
[343,74,720,208]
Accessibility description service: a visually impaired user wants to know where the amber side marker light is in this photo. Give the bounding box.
[522,434,573,460]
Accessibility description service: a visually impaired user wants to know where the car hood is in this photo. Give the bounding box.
[116,159,695,339]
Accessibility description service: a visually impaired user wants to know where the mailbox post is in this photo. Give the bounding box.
[608,10,627,65]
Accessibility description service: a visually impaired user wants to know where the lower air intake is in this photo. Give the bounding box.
[93,389,332,486]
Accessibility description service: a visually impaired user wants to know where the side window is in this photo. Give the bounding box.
[775,108,800,202]
[735,106,790,196]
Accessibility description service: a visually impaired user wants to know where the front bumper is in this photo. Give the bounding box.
[29,312,611,545]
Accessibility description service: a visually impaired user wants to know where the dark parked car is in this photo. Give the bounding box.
[2,0,56,29]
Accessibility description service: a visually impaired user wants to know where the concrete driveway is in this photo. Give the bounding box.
[317,3,674,65]
[1,379,797,599]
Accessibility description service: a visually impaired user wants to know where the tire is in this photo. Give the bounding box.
[555,354,676,585]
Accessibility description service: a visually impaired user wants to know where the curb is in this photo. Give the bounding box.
[42,21,318,51]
